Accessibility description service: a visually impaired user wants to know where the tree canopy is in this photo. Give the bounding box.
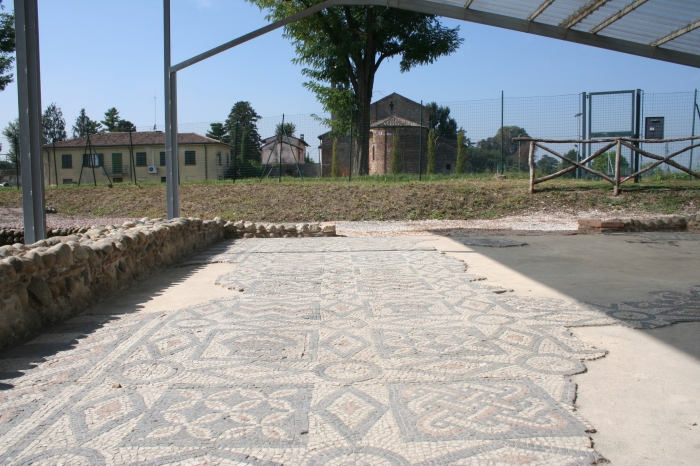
[100,108,136,132]
[42,103,67,145]
[2,118,19,166]
[206,123,230,144]
[426,102,458,140]
[275,122,296,138]
[0,0,14,92]
[248,0,462,175]
[72,109,102,138]
[536,154,558,174]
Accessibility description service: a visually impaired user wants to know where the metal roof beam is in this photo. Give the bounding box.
[171,0,700,74]
[528,0,557,22]
[590,0,648,34]
[651,18,700,47]
[464,0,474,8]
[560,0,610,29]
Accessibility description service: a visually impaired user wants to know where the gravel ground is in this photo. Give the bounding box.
[337,210,685,237]
[0,206,689,237]
[0,207,138,229]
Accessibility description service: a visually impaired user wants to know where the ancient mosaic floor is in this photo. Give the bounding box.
[1,237,700,465]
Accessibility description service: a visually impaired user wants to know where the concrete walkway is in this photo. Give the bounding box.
[0,234,698,465]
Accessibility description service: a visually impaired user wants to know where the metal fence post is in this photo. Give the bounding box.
[634,89,642,182]
[15,0,46,243]
[349,108,353,181]
[614,139,622,196]
[164,0,179,219]
[528,141,535,194]
[690,89,698,179]
[500,90,504,174]
[419,100,423,181]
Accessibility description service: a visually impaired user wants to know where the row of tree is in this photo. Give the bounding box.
[2,106,138,167]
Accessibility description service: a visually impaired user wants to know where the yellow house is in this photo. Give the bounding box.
[43,132,234,185]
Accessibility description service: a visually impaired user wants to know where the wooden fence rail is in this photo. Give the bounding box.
[514,136,700,195]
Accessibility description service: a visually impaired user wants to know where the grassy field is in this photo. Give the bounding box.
[0,174,699,223]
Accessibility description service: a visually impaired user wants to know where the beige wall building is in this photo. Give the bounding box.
[43,132,233,185]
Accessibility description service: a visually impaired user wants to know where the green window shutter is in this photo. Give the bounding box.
[61,154,72,168]
[136,152,147,167]
[83,154,89,167]
[184,151,196,165]
[112,153,122,174]
[160,152,166,166]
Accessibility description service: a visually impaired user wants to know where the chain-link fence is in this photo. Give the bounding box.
[3,90,698,187]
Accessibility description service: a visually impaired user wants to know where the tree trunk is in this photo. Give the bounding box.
[354,85,372,176]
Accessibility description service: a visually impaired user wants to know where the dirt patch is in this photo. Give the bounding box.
[0,178,698,227]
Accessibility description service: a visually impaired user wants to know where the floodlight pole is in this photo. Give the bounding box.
[164,0,180,219]
[15,0,46,243]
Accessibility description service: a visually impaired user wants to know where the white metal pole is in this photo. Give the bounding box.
[14,0,46,242]
[164,0,179,218]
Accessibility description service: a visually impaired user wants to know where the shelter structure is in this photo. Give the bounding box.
[13,0,700,241]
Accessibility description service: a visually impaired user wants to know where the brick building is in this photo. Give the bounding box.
[319,93,456,176]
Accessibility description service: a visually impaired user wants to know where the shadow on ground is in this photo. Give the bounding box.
[0,263,208,390]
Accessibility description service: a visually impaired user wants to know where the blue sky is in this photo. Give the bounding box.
[1,0,699,153]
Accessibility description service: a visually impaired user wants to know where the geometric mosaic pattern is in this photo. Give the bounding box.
[2,237,698,464]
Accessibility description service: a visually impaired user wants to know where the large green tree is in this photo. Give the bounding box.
[426,102,458,140]
[0,0,14,92]
[72,109,102,138]
[224,101,262,164]
[101,107,121,132]
[42,103,67,144]
[248,0,462,176]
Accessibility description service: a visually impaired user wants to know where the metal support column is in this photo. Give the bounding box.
[15,0,46,243]
[164,0,179,219]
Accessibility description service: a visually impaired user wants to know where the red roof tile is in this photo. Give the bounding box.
[45,132,230,149]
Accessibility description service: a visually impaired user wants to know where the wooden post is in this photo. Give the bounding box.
[614,139,622,196]
[528,141,535,194]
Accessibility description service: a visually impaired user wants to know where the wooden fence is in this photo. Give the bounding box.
[514,136,700,195]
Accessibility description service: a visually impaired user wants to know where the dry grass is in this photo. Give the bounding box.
[0,177,698,223]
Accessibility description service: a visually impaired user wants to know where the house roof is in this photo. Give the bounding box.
[262,135,310,147]
[371,92,422,109]
[370,115,424,128]
[45,131,231,149]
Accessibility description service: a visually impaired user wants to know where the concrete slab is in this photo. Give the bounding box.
[572,324,700,466]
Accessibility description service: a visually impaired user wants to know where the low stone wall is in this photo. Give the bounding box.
[579,213,700,234]
[0,226,87,246]
[0,217,225,349]
[223,221,336,239]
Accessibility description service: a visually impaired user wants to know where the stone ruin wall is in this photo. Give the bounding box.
[0,217,337,349]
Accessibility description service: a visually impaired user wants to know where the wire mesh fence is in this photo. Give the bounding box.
[2,90,698,189]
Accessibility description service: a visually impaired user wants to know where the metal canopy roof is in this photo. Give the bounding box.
[396,0,700,68]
